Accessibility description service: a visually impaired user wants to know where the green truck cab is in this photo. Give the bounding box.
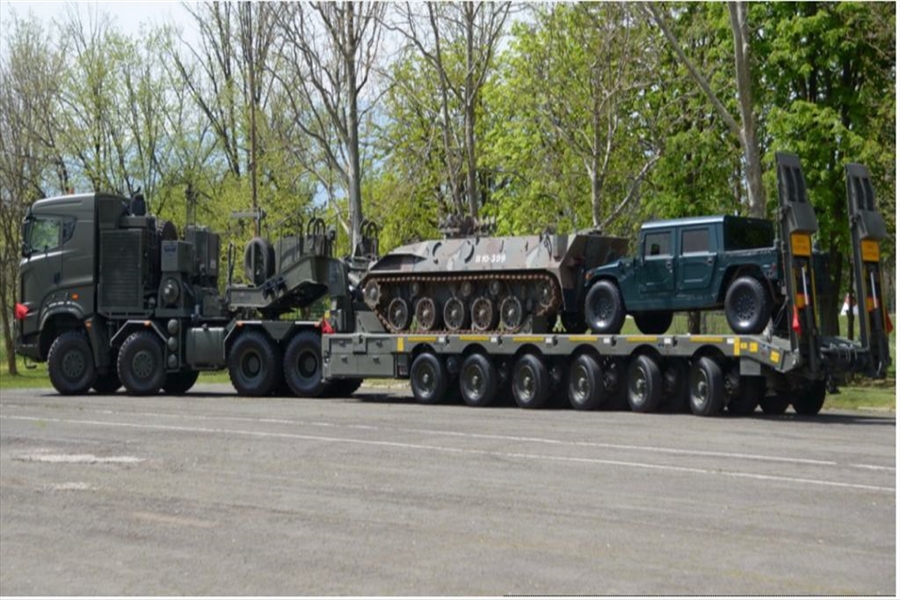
[583,215,783,335]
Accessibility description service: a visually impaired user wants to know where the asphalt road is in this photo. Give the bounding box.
[0,383,895,595]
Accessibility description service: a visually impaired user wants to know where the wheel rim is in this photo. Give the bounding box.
[62,349,86,380]
[132,349,156,380]
[241,351,262,379]
[387,298,410,331]
[733,287,757,324]
[415,362,437,396]
[463,363,486,399]
[471,297,495,331]
[415,297,438,331]
[499,296,523,330]
[692,367,710,405]
[444,298,466,331]
[592,289,614,327]
[298,351,318,378]
[571,363,590,404]
[630,365,648,403]
[363,280,381,309]
[515,364,536,402]
[537,279,554,313]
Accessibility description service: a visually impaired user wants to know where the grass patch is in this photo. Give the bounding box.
[825,385,896,412]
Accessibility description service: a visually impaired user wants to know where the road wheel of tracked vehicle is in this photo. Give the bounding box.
[627,355,663,413]
[471,297,498,332]
[163,370,200,395]
[410,352,449,405]
[725,276,772,335]
[561,312,587,334]
[444,297,469,332]
[459,353,499,407]
[363,279,381,309]
[229,330,281,397]
[537,278,556,314]
[499,296,524,331]
[91,371,121,394]
[118,331,166,396]
[792,380,827,416]
[568,354,605,410]
[47,331,96,395]
[585,280,626,334]
[727,376,764,416]
[415,297,440,331]
[284,330,327,397]
[688,356,725,416]
[634,311,674,335]
[512,354,551,409]
[387,297,412,332]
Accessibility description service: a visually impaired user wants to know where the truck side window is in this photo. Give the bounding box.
[644,232,671,257]
[61,217,76,245]
[29,218,61,252]
[681,228,710,254]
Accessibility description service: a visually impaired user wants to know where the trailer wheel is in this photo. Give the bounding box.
[585,280,626,334]
[459,354,499,407]
[568,354,604,410]
[229,331,281,397]
[727,376,764,415]
[634,311,673,335]
[47,331,95,395]
[512,354,551,409]
[792,380,826,416]
[163,370,200,395]
[688,356,725,416]
[627,355,663,413]
[725,276,772,335]
[326,378,364,398]
[410,352,449,405]
[283,330,325,397]
[91,371,122,394]
[661,360,689,413]
[759,394,790,415]
[118,331,166,395]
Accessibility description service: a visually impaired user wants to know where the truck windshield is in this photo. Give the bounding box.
[724,220,773,250]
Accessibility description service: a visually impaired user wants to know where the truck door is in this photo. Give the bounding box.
[677,226,715,294]
[19,215,63,329]
[638,229,675,295]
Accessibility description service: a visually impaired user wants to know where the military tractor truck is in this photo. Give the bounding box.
[15,153,892,416]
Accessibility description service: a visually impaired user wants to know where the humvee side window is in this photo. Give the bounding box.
[28,218,61,252]
[681,228,710,254]
[644,232,671,257]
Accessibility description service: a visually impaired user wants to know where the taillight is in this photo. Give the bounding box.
[14,303,29,321]
[791,305,801,334]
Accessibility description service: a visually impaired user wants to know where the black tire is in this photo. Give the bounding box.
[561,312,587,334]
[243,237,275,286]
[688,356,725,416]
[511,354,551,409]
[163,370,200,395]
[661,360,689,413]
[326,378,364,398]
[410,352,449,405]
[283,330,327,397]
[759,394,791,415]
[47,331,96,395]
[459,354,499,407]
[118,331,166,396]
[626,354,663,413]
[585,280,626,334]
[91,371,122,394]
[228,330,281,396]
[568,353,605,410]
[725,276,773,335]
[727,376,765,416]
[634,311,674,335]
[792,380,827,416]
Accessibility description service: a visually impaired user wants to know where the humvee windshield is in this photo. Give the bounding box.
[724,220,773,250]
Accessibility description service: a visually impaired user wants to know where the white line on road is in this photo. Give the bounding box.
[2,414,893,493]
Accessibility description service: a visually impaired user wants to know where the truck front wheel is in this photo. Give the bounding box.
[725,276,772,335]
[48,331,96,395]
[585,280,626,334]
[118,331,166,395]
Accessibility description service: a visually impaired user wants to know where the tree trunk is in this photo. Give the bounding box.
[464,4,479,218]
[0,269,17,375]
[345,4,363,254]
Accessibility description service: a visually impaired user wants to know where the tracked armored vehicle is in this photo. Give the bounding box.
[358,216,628,333]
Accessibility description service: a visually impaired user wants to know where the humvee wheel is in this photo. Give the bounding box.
[118,331,165,396]
[415,297,440,331]
[568,354,605,410]
[512,354,551,409]
[792,380,827,416]
[460,353,499,407]
[725,276,772,335]
[627,355,663,413]
[688,356,725,416]
[634,311,673,335]
[229,330,281,397]
[163,370,200,395]
[410,352,449,405]
[387,297,412,332]
[48,331,96,395]
[284,330,326,397]
[585,280,626,334]
[444,298,468,331]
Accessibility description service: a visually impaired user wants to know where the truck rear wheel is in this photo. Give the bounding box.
[283,330,327,397]
[410,352,449,405]
[725,276,772,335]
[48,331,96,395]
[229,331,281,396]
[634,311,673,335]
[792,380,827,415]
[585,280,626,334]
[568,354,604,410]
[512,354,551,409]
[459,353,499,407]
[163,370,200,395]
[728,376,764,415]
[688,356,725,416]
[118,331,166,395]
[627,354,663,413]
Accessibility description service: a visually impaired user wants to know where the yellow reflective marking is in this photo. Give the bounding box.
[770,350,780,363]
[861,240,880,263]
[406,336,437,343]
[512,336,545,343]
[690,336,724,343]
[734,337,741,356]
[397,337,404,352]
[749,342,758,353]
[791,233,812,257]
[568,335,599,343]
[626,336,657,343]
[459,335,490,342]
